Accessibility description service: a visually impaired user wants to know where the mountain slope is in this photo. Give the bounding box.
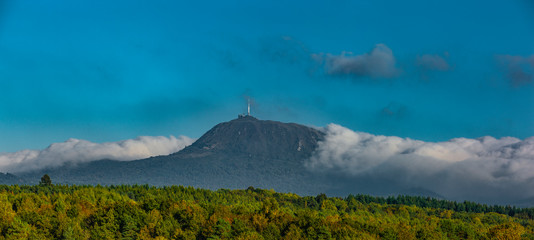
[20,116,332,195]
[177,115,322,160]
[16,116,444,199]
[0,172,25,185]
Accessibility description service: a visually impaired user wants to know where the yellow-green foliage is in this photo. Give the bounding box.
[0,184,532,239]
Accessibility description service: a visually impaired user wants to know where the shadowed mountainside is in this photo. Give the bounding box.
[4,116,451,200]
[0,172,23,185]
[18,116,334,195]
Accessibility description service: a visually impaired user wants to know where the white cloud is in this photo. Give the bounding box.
[0,135,195,173]
[317,44,400,79]
[307,124,534,204]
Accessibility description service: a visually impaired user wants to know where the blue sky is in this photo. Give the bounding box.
[0,0,533,152]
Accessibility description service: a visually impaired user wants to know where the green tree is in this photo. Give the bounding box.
[39,174,52,186]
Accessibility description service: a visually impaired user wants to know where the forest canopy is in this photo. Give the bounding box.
[0,184,533,239]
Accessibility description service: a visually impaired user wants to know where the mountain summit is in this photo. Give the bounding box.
[11,116,444,199]
[18,116,331,194]
[176,115,324,161]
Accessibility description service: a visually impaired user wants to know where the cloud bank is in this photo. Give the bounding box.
[307,124,534,204]
[314,44,401,79]
[0,135,195,173]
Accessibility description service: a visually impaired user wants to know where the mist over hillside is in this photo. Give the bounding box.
[13,116,332,196]
[1,116,534,206]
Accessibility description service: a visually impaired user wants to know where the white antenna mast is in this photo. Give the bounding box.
[247,98,250,116]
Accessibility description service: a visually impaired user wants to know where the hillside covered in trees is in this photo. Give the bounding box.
[0,184,533,239]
